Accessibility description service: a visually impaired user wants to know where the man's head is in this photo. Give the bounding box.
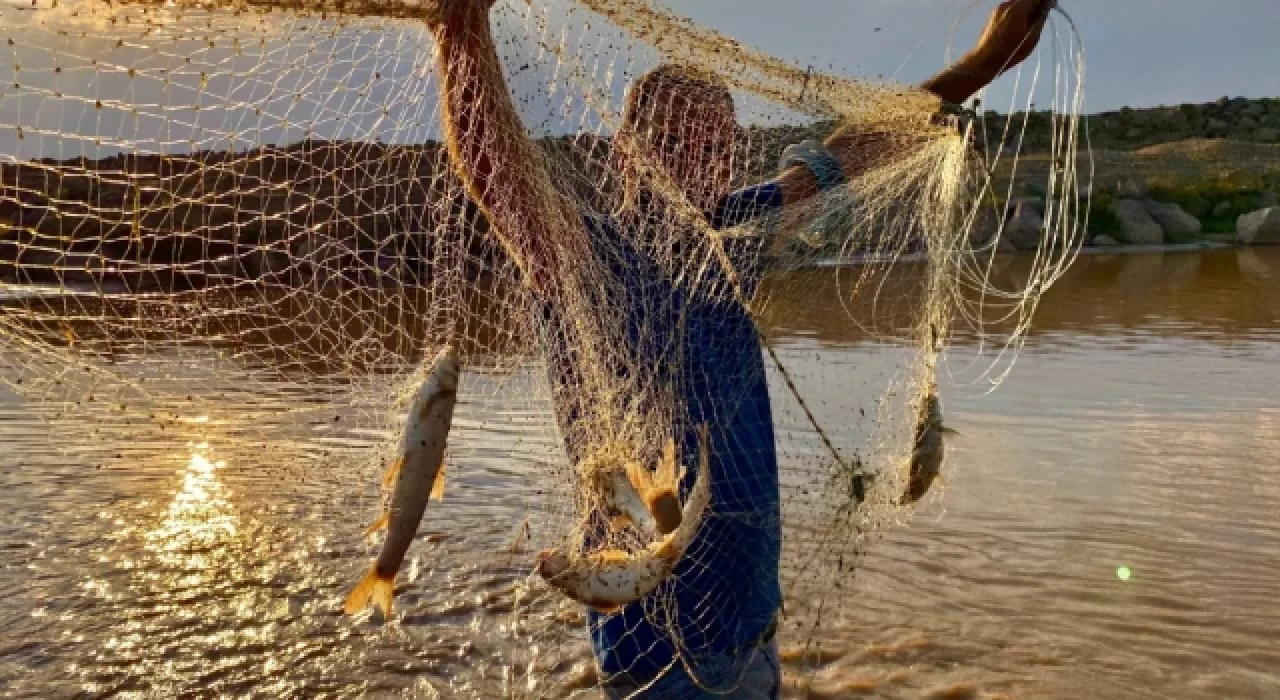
[617,64,738,213]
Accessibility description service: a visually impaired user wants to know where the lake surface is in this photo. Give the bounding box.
[2,247,1279,698]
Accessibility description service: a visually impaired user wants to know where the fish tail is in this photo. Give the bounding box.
[429,461,447,502]
[382,456,403,490]
[344,566,396,617]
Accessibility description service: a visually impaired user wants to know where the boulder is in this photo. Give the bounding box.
[1243,102,1268,118]
[1212,201,1234,218]
[969,206,1000,246]
[1109,199,1165,245]
[1205,118,1230,137]
[1004,199,1045,251]
[1116,179,1147,198]
[1236,207,1280,245]
[1091,234,1120,247]
[1144,201,1202,243]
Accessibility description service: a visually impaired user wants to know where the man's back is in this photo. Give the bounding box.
[537,187,784,687]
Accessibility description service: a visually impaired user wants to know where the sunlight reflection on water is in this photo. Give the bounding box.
[146,446,238,571]
[1,250,1279,698]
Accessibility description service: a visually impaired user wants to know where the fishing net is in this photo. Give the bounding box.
[0,0,1084,695]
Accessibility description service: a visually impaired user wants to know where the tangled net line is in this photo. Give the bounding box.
[0,0,1085,695]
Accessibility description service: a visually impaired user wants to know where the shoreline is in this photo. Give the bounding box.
[1,240,1257,298]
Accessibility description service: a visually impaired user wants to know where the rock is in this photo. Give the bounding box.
[1205,118,1230,137]
[1091,234,1120,247]
[969,206,1000,246]
[1004,199,1045,251]
[1242,102,1268,118]
[1236,207,1280,244]
[1144,201,1202,243]
[1116,179,1147,198]
[1212,201,1234,218]
[1109,199,1164,245]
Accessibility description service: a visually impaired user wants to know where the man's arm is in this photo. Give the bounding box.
[774,0,1053,206]
[429,2,584,295]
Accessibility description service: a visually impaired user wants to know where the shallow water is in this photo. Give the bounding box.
[2,248,1279,699]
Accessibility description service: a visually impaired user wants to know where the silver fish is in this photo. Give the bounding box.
[900,392,945,506]
[538,425,712,613]
[344,345,460,617]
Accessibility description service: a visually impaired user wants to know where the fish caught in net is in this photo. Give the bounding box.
[0,0,1085,695]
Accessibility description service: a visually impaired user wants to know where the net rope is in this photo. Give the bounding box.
[0,0,1085,695]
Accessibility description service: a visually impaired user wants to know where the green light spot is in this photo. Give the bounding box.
[1116,566,1132,581]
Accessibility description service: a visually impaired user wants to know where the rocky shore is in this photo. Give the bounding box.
[0,140,502,291]
[3,96,1279,292]
[981,96,1280,153]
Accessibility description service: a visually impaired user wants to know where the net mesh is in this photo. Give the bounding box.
[0,0,1084,695]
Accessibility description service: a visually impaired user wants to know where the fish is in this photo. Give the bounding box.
[590,438,684,536]
[538,425,713,613]
[900,392,945,506]
[625,438,684,536]
[344,345,461,617]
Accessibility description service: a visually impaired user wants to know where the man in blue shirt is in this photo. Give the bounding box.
[427,2,1050,696]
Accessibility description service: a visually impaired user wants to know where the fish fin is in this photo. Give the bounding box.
[646,489,682,536]
[382,456,403,490]
[657,437,677,488]
[625,460,653,499]
[343,567,396,617]
[363,512,391,536]
[429,461,446,502]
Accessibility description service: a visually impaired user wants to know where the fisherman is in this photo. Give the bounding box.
[426,1,1050,695]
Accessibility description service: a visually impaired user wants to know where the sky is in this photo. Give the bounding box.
[3,0,1278,158]
[661,0,1280,112]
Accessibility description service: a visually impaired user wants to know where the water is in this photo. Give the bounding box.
[2,248,1279,698]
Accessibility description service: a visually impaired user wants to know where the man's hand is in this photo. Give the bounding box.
[921,0,1054,105]
[965,0,1054,80]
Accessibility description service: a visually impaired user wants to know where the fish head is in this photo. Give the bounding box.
[536,549,572,579]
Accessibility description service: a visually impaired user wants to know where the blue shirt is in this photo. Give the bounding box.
[538,183,786,686]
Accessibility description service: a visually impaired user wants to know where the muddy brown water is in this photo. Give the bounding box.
[2,248,1278,698]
